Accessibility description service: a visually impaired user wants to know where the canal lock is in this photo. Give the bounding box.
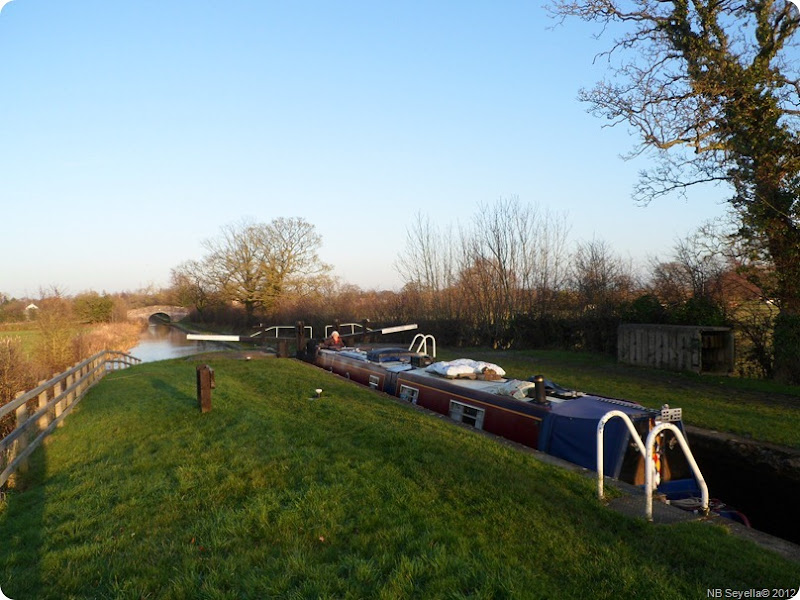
[686,427,800,545]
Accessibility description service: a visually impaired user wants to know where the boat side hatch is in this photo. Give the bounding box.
[399,384,419,404]
[449,400,485,430]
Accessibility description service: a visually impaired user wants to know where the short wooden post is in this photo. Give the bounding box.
[196,365,214,413]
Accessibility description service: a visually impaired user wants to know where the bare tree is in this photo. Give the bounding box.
[170,259,220,318]
[649,225,728,304]
[395,198,572,344]
[394,212,458,319]
[455,197,572,345]
[267,217,334,309]
[571,238,635,313]
[35,294,77,373]
[200,218,331,321]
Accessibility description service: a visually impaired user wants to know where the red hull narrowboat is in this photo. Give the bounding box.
[306,343,703,499]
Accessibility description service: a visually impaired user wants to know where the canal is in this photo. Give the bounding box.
[128,323,230,362]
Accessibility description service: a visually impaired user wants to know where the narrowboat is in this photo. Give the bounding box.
[301,339,735,520]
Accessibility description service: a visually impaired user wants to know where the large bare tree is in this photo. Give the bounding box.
[198,218,331,321]
[553,0,800,381]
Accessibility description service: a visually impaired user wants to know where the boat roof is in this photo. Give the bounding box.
[409,367,515,394]
[322,348,653,412]
[548,394,654,419]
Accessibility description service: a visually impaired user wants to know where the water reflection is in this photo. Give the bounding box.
[129,324,227,363]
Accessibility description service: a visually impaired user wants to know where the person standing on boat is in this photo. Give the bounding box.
[322,330,344,349]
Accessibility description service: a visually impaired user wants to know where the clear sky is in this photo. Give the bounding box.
[0,0,738,299]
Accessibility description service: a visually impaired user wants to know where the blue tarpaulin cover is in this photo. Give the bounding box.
[538,396,655,477]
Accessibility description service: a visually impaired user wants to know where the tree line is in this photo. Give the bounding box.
[393,199,779,379]
[157,200,780,380]
[0,200,789,401]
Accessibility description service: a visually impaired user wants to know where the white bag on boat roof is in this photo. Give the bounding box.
[426,358,506,378]
[496,379,535,399]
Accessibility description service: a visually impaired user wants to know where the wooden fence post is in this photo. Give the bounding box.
[53,374,64,422]
[60,373,73,427]
[79,364,87,396]
[13,392,29,474]
[37,379,50,431]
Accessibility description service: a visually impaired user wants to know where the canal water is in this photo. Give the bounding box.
[128,324,228,362]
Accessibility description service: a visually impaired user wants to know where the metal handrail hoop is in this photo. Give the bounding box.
[596,410,647,501]
[644,422,709,521]
[409,334,436,358]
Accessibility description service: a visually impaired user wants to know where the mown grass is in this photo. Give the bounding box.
[1,357,798,598]
[438,348,800,449]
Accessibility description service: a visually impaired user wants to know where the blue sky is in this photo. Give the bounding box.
[1,0,735,298]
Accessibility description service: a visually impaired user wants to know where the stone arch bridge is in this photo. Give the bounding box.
[127,305,191,324]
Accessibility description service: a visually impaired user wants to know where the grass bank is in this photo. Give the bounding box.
[438,348,800,449]
[1,357,798,598]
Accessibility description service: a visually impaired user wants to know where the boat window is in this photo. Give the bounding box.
[399,385,419,404]
[369,375,380,389]
[449,400,485,430]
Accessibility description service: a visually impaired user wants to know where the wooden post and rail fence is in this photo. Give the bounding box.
[0,349,141,489]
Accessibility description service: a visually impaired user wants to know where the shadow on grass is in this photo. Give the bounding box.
[149,376,197,410]
[0,446,47,598]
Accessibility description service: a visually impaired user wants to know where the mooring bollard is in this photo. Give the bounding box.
[196,364,215,413]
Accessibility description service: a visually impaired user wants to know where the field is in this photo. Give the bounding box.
[0,327,40,357]
[0,322,143,367]
[437,348,800,449]
[1,357,798,599]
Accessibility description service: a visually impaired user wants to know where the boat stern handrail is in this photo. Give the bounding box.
[599,411,709,521]
[409,334,436,358]
[645,422,708,521]
[596,410,647,501]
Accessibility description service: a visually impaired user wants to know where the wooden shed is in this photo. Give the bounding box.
[617,324,735,375]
